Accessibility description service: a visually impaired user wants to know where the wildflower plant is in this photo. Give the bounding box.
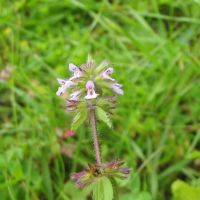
[56,56,130,199]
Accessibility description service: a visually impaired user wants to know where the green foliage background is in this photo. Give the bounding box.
[0,0,200,199]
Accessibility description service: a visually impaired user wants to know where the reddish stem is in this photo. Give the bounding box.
[89,107,101,164]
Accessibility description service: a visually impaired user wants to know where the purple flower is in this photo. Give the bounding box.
[102,67,115,81]
[111,83,124,95]
[56,79,73,96]
[70,90,81,101]
[85,81,99,99]
[69,63,82,80]
[56,60,124,98]
[71,170,94,188]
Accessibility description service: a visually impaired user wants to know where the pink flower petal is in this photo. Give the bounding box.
[63,130,75,138]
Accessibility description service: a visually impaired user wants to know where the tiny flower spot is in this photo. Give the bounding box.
[63,129,75,138]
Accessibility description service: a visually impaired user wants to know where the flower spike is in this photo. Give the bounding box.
[56,58,130,193]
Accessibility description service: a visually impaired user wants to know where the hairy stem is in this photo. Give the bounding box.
[89,107,101,164]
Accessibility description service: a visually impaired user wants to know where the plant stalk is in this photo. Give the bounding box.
[89,107,101,164]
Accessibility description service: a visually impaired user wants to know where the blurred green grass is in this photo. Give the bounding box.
[0,0,200,199]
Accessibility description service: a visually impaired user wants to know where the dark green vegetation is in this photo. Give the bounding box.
[0,0,200,199]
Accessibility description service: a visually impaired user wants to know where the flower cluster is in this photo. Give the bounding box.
[56,58,130,191]
[56,60,123,106]
[71,161,130,188]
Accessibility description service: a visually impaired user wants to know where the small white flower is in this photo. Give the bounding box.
[69,63,82,80]
[70,90,81,101]
[102,67,115,81]
[85,81,99,99]
[56,78,73,96]
[111,83,124,95]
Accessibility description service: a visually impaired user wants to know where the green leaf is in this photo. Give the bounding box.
[120,191,152,200]
[110,177,119,200]
[71,111,87,131]
[41,159,54,200]
[135,192,152,200]
[63,181,91,200]
[188,150,200,159]
[120,194,133,200]
[87,54,94,63]
[93,177,113,200]
[131,172,141,194]
[96,107,112,128]
[9,161,24,181]
[172,180,200,200]
[95,60,109,74]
